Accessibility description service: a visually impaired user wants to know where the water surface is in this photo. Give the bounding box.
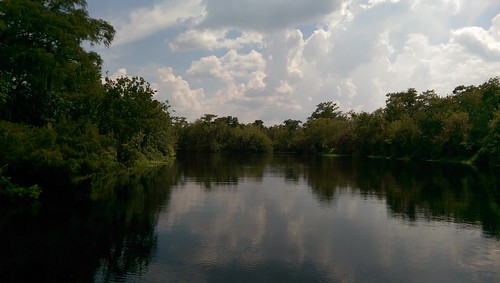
[1,154,499,282]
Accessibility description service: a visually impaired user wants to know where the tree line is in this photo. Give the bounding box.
[0,0,498,202]
[176,78,499,168]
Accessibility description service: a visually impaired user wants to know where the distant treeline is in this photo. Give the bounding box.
[176,78,499,168]
[0,1,498,201]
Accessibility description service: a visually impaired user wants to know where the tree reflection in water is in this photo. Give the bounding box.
[304,156,500,238]
[0,164,178,282]
[177,154,500,239]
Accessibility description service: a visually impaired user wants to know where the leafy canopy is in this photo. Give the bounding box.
[0,0,115,125]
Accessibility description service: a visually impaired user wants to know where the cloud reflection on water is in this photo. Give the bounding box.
[140,156,500,282]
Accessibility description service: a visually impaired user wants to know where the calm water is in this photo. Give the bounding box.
[1,154,499,282]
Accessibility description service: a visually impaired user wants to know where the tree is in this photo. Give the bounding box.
[307,101,342,122]
[179,114,234,153]
[232,126,273,153]
[215,116,240,128]
[386,114,421,157]
[351,110,386,156]
[482,110,500,165]
[97,77,176,164]
[450,78,499,154]
[385,88,418,121]
[252,120,264,128]
[0,0,115,125]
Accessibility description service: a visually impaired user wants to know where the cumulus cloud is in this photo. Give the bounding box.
[112,0,204,45]
[187,49,267,89]
[451,14,500,60]
[169,29,264,51]
[89,0,500,124]
[155,67,206,119]
[247,71,267,90]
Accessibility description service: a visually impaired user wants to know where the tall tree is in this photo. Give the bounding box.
[307,101,342,122]
[0,0,115,125]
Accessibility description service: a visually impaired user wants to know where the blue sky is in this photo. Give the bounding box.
[86,0,500,125]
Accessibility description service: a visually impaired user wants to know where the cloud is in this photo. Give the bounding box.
[451,14,500,60]
[275,81,294,95]
[110,68,128,79]
[92,0,500,124]
[187,49,267,88]
[199,0,343,31]
[247,71,267,90]
[169,29,264,51]
[112,0,204,45]
[155,67,206,119]
[360,0,401,10]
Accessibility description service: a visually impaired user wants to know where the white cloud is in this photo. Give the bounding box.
[303,29,332,62]
[275,81,294,95]
[187,49,267,89]
[155,67,205,119]
[451,14,500,60]
[169,29,226,51]
[247,71,267,90]
[187,55,232,82]
[170,29,264,51]
[112,0,205,45]
[360,0,401,10]
[110,68,128,79]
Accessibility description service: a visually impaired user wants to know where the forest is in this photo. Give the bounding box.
[0,0,499,202]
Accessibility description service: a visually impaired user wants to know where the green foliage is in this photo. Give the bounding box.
[479,110,500,165]
[178,114,236,152]
[307,101,342,122]
[304,118,337,153]
[97,76,177,165]
[232,126,273,153]
[385,88,418,121]
[350,110,387,156]
[0,171,41,202]
[0,120,120,177]
[0,1,183,202]
[175,78,497,166]
[268,119,304,152]
[0,0,115,125]
[177,116,274,153]
[386,114,421,157]
[302,102,352,154]
[245,78,498,165]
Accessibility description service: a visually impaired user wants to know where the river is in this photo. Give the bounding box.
[1,154,499,282]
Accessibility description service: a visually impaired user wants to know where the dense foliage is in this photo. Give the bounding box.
[0,1,498,203]
[0,1,176,200]
[177,115,272,153]
[0,0,114,125]
[176,78,499,166]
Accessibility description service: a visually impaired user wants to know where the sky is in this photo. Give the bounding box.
[86,0,500,125]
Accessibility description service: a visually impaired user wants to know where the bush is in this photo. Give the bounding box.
[0,171,41,202]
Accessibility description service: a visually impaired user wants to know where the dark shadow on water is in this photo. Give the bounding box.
[0,164,178,282]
